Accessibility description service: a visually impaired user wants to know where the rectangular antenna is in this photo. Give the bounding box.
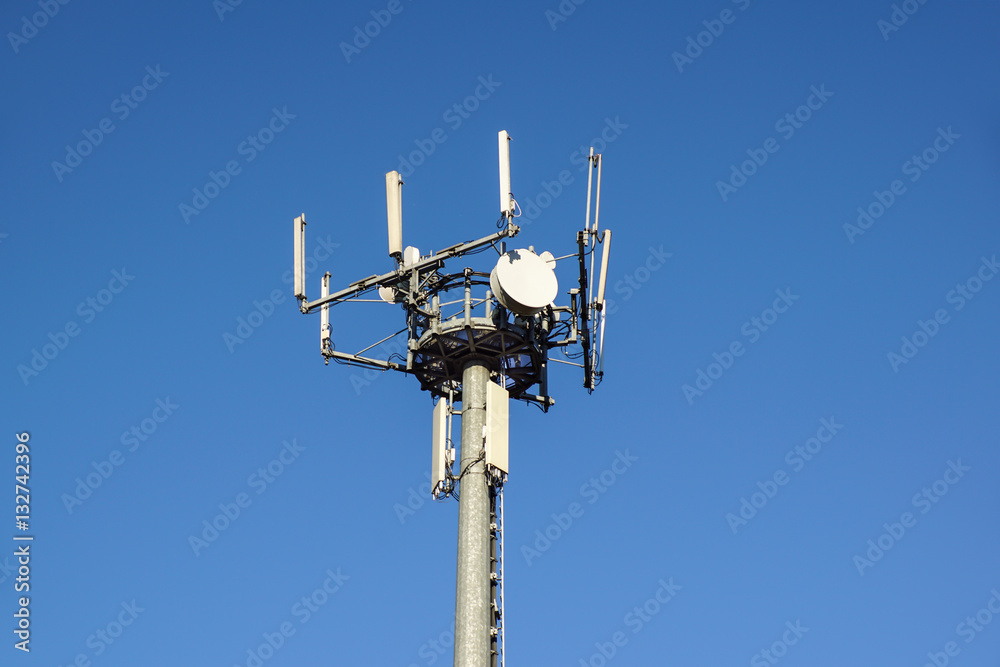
[598,316,607,374]
[431,398,448,495]
[584,148,594,232]
[592,153,602,234]
[293,213,307,300]
[320,272,331,352]
[386,171,403,259]
[484,381,509,474]
[498,130,512,217]
[596,229,612,305]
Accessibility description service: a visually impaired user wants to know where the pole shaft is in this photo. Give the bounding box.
[454,360,491,667]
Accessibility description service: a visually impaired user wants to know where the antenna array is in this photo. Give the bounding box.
[291,130,613,667]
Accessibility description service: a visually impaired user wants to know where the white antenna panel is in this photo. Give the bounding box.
[403,246,420,267]
[596,229,612,305]
[584,148,595,232]
[592,154,602,234]
[498,131,512,217]
[386,171,403,259]
[484,381,508,474]
[432,397,448,495]
[597,315,607,374]
[293,213,307,300]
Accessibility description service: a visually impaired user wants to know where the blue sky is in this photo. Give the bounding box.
[2,0,999,665]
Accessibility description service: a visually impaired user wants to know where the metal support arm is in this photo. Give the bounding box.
[322,349,406,373]
[302,226,518,314]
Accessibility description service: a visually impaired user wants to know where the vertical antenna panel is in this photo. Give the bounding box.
[432,397,448,495]
[485,381,509,474]
[498,131,512,217]
[586,152,599,304]
[597,315,607,375]
[592,154,602,234]
[293,213,307,300]
[590,234,612,387]
[596,229,612,305]
[386,171,403,259]
[320,272,331,352]
[584,148,595,232]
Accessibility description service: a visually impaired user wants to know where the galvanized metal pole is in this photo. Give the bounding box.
[454,360,491,667]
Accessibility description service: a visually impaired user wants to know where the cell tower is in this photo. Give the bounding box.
[291,131,612,667]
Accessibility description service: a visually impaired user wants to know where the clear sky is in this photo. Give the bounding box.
[2,0,1000,665]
